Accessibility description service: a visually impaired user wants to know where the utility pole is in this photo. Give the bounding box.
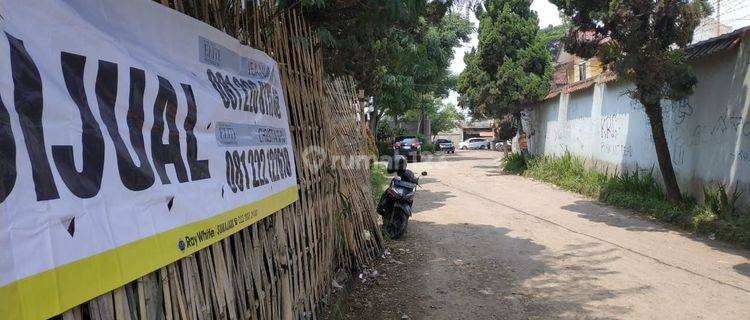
[716,0,721,37]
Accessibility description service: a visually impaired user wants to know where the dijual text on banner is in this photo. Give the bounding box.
[0,0,299,318]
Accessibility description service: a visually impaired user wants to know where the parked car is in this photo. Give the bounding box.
[458,138,490,150]
[433,139,455,154]
[393,136,422,162]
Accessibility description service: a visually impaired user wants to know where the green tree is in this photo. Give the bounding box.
[430,103,465,139]
[300,1,472,134]
[539,24,566,47]
[302,0,438,93]
[370,13,472,133]
[404,99,465,139]
[539,23,568,58]
[457,0,552,123]
[550,0,711,205]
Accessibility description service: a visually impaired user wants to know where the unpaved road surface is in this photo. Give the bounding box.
[333,151,750,320]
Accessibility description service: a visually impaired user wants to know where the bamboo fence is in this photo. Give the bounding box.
[56,1,382,319]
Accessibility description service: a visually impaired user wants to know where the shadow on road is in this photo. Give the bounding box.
[411,187,454,212]
[734,263,750,279]
[419,154,498,163]
[472,162,512,177]
[339,220,641,319]
[561,200,750,262]
[346,150,750,319]
[561,200,668,233]
[484,170,506,177]
[472,165,501,170]
[416,177,438,185]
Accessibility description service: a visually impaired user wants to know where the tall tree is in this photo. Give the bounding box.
[429,103,465,139]
[457,0,552,122]
[369,13,472,133]
[539,23,569,58]
[301,0,436,92]
[550,0,711,205]
[404,100,465,139]
[302,1,472,133]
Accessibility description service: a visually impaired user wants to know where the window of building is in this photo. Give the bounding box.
[578,62,587,81]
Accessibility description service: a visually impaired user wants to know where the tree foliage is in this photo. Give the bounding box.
[430,103,465,138]
[373,13,473,121]
[301,1,472,132]
[539,24,566,47]
[301,1,465,91]
[457,0,552,120]
[302,0,435,91]
[549,0,711,204]
[539,23,568,58]
[405,100,465,138]
[496,116,518,140]
[550,0,711,106]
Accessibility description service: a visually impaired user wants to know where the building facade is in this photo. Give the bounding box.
[524,27,750,205]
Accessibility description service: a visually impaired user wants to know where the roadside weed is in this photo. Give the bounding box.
[507,152,750,249]
[502,153,528,174]
[702,183,743,221]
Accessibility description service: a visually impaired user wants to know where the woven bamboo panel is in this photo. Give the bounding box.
[324,76,384,269]
[56,2,382,319]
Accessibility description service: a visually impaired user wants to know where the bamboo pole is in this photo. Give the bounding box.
[62,2,384,319]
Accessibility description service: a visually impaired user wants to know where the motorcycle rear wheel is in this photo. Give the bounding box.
[384,208,409,239]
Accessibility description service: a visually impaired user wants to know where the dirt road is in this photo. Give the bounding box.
[334,151,750,320]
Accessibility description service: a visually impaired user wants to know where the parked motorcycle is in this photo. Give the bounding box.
[377,156,427,239]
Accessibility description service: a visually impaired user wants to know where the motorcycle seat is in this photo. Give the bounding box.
[393,180,416,190]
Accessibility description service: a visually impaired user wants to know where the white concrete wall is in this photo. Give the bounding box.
[526,37,750,204]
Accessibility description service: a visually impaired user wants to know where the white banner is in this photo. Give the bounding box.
[0,1,299,318]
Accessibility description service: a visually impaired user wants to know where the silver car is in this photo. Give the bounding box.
[458,138,490,150]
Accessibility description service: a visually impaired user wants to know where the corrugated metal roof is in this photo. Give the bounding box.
[685,26,749,60]
[461,120,494,129]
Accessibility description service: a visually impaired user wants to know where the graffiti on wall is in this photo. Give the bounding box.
[601,143,634,158]
[665,99,694,125]
[536,79,750,207]
[540,94,749,169]
[599,113,632,158]
[601,114,626,139]
[730,150,750,162]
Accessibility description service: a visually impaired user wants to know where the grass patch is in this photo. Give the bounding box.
[502,153,528,174]
[526,153,608,198]
[503,152,750,249]
[376,140,393,157]
[370,163,390,209]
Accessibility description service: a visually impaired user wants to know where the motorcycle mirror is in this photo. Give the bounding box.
[421,171,428,176]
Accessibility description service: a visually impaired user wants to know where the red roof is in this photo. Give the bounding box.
[542,71,618,101]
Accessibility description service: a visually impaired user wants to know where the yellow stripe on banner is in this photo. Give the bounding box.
[0,186,298,320]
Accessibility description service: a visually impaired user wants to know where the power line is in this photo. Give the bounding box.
[706,0,750,31]
[713,0,750,16]
[721,2,750,14]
